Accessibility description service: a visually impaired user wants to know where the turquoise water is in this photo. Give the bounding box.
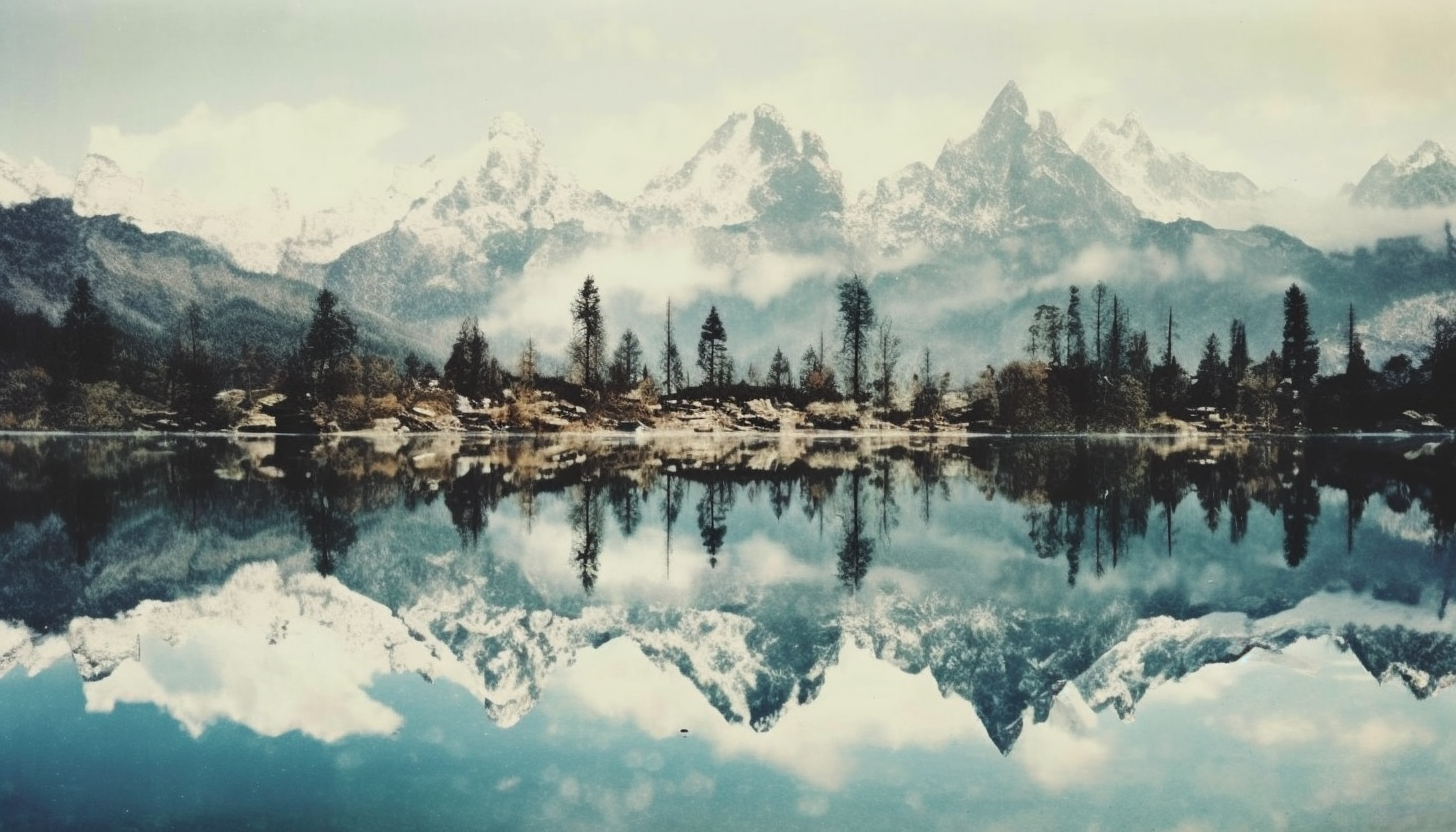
[2,434,1455,831]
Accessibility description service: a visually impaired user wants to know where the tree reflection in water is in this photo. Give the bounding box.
[4,433,1456,605]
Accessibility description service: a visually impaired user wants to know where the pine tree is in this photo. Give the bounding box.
[301,288,358,400]
[696,306,730,388]
[1150,307,1188,414]
[912,347,947,419]
[767,348,792,396]
[836,274,875,402]
[1226,319,1251,413]
[1191,333,1227,407]
[659,299,685,395]
[1065,285,1087,368]
[444,317,494,403]
[568,275,606,390]
[1104,295,1125,378]
[1281,284,1319,421]
[609,329,643,390]
[61,276,115,383]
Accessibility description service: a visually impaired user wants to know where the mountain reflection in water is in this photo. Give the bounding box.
[2,433,1456,830]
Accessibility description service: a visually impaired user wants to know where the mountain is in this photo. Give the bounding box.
[0,150,71,207]
[851,81,1140,259]
[71,153,308,275]
[0,198,413,363]
[631,105,845,248]
[1350,141,1456,208]
[324,114,624,323]
[1079,113,1260,222]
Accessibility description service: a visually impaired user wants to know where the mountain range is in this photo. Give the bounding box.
[2,81,1454,368]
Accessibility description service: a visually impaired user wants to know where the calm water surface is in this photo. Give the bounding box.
[2,433,1456,831]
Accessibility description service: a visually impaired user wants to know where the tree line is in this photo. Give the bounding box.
[4,252,1455,431]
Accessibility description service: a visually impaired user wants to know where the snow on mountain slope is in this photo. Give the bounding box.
[66,561,481,741]
[630,105,844,232]
[851,81,1139,258]
[324,114,625,321]
[72,153,303,274]
[1351,140,1456,208]
[0,620,70,679]
[0,149,71,207]
[1079,113,1260,222]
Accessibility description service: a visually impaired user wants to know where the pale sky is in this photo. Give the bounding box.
[2,0,1454,209]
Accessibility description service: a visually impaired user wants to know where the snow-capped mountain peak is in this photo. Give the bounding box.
[0,148,72,206]
[980,80,1033,128]
[1350,139,1456,208]
[630,104,844,232]
[852,80,1139,255]
[1078,112,1260,222]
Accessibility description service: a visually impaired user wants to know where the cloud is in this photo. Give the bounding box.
[1201,192,1453,253]
[1013,684,1111,790]
[88,99,406,214]
[1218,711,1433,756]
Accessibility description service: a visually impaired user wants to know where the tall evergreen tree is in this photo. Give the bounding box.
[696,306,730,388]
[1281,284,1319,419]
[1226,319,1251,413]
[1191,333,1227,407]
[568,275,606,390]
[1065,285,1087,368]
[444,317,494,403]
[659,300,686,395]
[1150,308,1188,414]
[608,329,643,390]
[836,274,875,402]
[1104,295,1125,378]
[767,348,792,395]
[912,347,947,418]
[61,276,115,383]
[1092,282,1108,371]
[301,288,358,399]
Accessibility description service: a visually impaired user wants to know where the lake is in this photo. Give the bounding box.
[2,432,1455,831]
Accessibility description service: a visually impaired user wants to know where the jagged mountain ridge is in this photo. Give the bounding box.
[850,82,1140,259]
[0,149,71,208]
[1350,140,1456,208]
[1079,113,1261,222]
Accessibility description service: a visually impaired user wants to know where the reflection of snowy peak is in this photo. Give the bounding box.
[1350,141,1456,208]
[0,149,71,206]
[631,105,845,232]
[1079,113,1260,222]
[1342,624,1456,699]
[64,562,482,741]
[853,82,1139,257]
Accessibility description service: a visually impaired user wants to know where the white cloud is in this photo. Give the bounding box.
[1013,684,1111,791]
[88,99,406,214]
